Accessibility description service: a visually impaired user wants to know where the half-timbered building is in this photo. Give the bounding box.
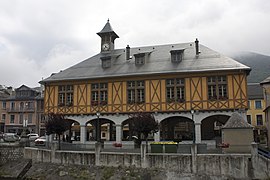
[41,20,251,145]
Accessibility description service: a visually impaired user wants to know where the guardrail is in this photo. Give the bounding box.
[258,147,270,159]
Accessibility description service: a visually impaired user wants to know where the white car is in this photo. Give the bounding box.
[3,133,20,142]
[34,136,46,146]
[27,133,39,141]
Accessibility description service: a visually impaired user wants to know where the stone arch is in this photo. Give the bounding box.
[66,118,80,142]
[201,114,230,141]
[86,118,116,142]
[160,116,194,141]
[121,118,137,141]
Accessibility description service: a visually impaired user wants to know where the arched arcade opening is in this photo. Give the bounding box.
[86,118,116,142]
[201,114,230,142]
[160,116,194,141]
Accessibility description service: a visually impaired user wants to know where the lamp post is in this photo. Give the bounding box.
[22,119,28,135]
[20,119,29,146]
[96,112,100,142]
[191,110,195,144]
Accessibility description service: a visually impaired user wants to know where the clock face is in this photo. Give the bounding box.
[102,43,110,51]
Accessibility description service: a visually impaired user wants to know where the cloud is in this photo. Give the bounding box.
[0,0,270,87]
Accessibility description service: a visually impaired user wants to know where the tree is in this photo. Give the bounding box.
[129,112,159,150]
[45,113,70,150]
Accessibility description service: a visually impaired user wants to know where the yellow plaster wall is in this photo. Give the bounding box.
[44,72,248,114]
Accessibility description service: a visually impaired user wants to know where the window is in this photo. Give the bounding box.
[170,50,184,63]
[1,114,6,121]
[134,53,145,65]
[207,76,228,100]
[25,102,34,109]
[28,114,32,124]
[11,102,15,110]
[91,83,108,106]
[2,101,6,109]
[102,59,111,68]
[19,114,23,124]
[247,115,251,124]
[127,80,145,104]
[41,114,45,123]
[58,85,73,106]
[10,115,15,123]
[256,114,263,126]
[20,102,24,110]
[255,100,262,109]
[166,78,185,102]
[101,57,111,68]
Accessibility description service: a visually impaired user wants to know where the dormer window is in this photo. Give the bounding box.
[170,49,184,63]
[134,53,145,65]
[101,56,111,68]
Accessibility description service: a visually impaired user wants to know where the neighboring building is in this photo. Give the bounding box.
[40,20,251,144]
[246,83,266,142]
[261,76,270,148]
[0,85,45,135]
[0,86,12,132]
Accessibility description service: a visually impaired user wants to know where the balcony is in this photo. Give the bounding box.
[7,107,35,113]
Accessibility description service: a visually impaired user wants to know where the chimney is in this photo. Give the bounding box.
[126,45,130,60]
[195,38,199,55]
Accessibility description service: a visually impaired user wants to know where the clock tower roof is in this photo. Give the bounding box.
[97,19,119,38]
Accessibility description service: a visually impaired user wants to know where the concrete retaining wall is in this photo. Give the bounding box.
[23,143,270,179]
[196,155,249,178]
[0,145,24,165]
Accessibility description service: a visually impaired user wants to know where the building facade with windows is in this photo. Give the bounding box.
[41,20,251,144]
[246,83,266,142]
[0,85,45,135]
[261,76,270,148]
[0,87,12,132]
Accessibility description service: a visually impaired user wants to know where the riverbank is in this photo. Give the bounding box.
[1,159,223,180]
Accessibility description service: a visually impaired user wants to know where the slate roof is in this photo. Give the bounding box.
[247,83,264,99]
[1,85,43,101]
[223,112,253,129]
[97,19,119,38]
[41,41,250,83]
[261,75,270,85]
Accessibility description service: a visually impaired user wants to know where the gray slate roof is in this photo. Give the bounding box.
[97,19,119,38]
[41,42,250,83]
[247,83,264,99]
[261,75,270,85]
[223,112,253,129]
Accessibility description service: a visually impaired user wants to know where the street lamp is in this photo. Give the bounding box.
[96,112,100,142]
[191,110,195,144]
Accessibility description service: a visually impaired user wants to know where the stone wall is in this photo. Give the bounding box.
[0,145,24,165]
[251,143,270,179]
[23,143,270,179]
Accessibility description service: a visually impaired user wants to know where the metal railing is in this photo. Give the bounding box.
[6,107,35,113]
[258,147,270,159]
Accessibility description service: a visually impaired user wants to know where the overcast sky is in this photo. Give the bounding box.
[0,0,270,88]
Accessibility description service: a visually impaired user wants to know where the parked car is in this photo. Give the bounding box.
[71,135,80,141]
[3,133,21,142]
[34,136,46,146]
[27,133,39,141]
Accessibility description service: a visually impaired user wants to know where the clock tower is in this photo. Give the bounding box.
[97,19,119,53]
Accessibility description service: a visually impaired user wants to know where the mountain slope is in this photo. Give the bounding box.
[230,52,270,83]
